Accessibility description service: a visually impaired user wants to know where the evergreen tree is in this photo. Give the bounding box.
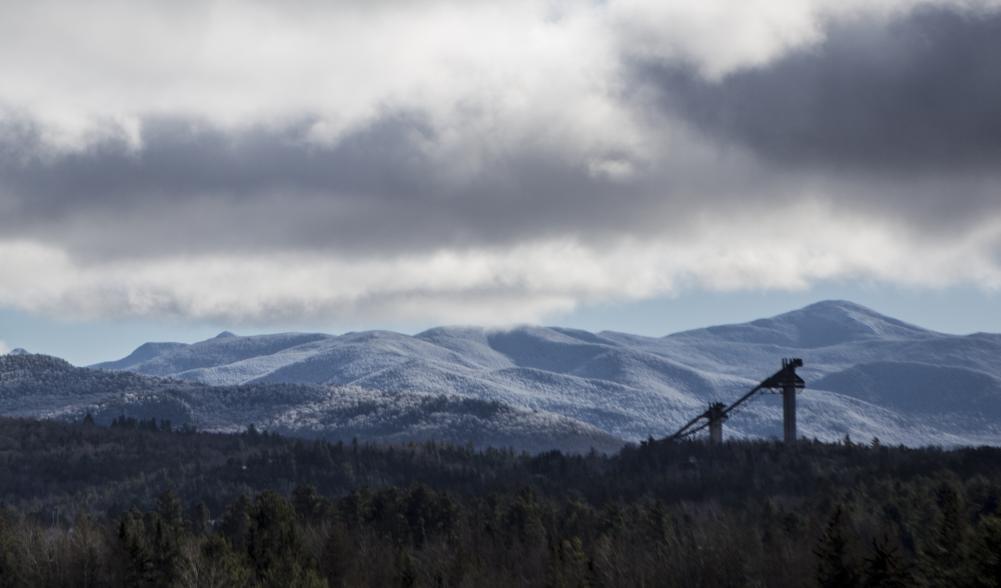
[921,482,969,586]
[220,495,253,551]
[0,511,23,588]
[318,522,353,586]
[178,534,251,588]
[397,549,418,588]
[247,491,325,587]
[117,510,154,587]
[549,536,591,588]
[293,485,327,523]
[189,502,211,536]
[863,536,911,588]
[67,513,103,588]
[971,515,1001,588]
[815,506,861,588]
[150,491,185,587]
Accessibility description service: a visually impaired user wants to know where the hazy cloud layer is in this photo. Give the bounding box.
[1,0,1000,323]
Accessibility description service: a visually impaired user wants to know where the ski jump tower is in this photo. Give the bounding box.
[669,358,806,444]
[764,358,806,443]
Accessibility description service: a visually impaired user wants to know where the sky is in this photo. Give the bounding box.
[1,0,1000,364]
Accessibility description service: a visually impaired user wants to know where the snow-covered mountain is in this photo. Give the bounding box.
[90,300,1001,446]
[0,354,622,453]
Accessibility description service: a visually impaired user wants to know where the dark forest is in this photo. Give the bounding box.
[2,416,1000,587]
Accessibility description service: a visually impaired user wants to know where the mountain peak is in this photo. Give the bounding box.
[214,331,238,339]
[796,299,891,318]
[782,299,918,326]
[761,300,931,346]
[674,299,932,348]
[800,299,871,312]
[7,348,30,356]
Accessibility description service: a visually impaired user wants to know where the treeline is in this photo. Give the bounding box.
[2,416,1001,586]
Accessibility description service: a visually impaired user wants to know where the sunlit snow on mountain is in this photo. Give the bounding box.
[81,300,1001,447]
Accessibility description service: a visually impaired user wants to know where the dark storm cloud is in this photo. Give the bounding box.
[3,3,1001,264]
[639,6,1001,171]
[0,112,668,259]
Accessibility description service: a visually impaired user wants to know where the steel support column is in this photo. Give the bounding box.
[782,384,797,444]
[708,402,726,445]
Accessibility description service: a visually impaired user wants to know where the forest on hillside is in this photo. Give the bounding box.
[2,416,1001,587]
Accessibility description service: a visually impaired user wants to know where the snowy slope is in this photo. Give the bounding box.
[88,300,1001,446]
[0,354,622,453]
[92,331,332,376]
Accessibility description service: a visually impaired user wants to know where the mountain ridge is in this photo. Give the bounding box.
[77,300,1001,447]
[0,353,623,453]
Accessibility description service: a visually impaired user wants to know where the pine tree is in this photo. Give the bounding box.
[863,536,911,588]
[189,502,211,536]
[178,535,251,588]
[117,510,154,587]
[970,515,1001,588]
[921,482,969,586]
[151,491,185,587]
[815,506,861,588]
[247,491,325,587]
[293,485,327,523]
[220,495,253,551]
[0,511,24,588]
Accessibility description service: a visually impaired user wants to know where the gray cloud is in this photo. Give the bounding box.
[0,111,702,259]
[640,7,1001,171]
[625,5,1001,236]
[1,1,1001,323]
[3,4,999,262]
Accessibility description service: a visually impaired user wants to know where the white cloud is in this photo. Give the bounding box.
[0,341,8,355]
[1,203,998,325]
[607,0,1000,79]
[1,0,989,152]
[0,0,624,156]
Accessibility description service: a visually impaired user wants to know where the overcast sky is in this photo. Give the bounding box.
[2,0,1001,363]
